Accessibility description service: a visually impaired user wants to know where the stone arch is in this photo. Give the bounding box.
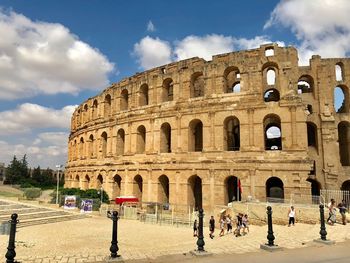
[191,72,204,98]
[188,119,203,152]
[223,66,240,93]
[266,177,284,201]
[307,122,318,150]
[139,84,149,106]
[74,174,80,188]
[264,88,280,102]
[83,104,89,123]
[88,134,95,158]
[224,175,241,204]
[104,94,111,116]
[262,62,279,87]
[133,175,143,201]
[92,99,98,119]
[73,139,77,160]
[120,89,129,111]
[158,175,169,203]
[298,75,314,94]
[79,137,84,159]
[83,174,90,190]
[335,62,344,81]
[112,174,122,199]
[136,125,146,154]
[160,122,171,153]
[116,129,125,155]
[97,174,104,188]
[307,178,321,197]
[341,180,350,191]
[188,175,202,209]
[162,78,174,102]
[334,85,349,113]
[338,121,350,166]
[264,114,282,150]
[223,116,240,151]
[101,132,108,158]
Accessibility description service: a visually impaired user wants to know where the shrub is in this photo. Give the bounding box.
[23,188,42,200]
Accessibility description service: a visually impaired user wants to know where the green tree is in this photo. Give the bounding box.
[5,155,29,184]
[32,166,42,184]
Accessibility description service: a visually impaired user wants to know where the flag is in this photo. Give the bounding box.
[238,179,242,194]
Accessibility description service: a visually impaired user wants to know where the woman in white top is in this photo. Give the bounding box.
[288,206,296,226]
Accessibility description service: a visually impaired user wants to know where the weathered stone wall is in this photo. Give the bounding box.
[65,43,350,215]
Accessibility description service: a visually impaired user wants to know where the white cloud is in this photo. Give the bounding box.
[147,20,156,32]
[265,0,350,65]
[133,36,172,69]
[0,10,115,100]
[0,103,76,135]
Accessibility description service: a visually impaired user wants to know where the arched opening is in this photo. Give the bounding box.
[307,122,318,150]
[158,175,169,203]
[133,175,143,201]
[101,132,108,158]
[307,178,321,196]
[298,75,314,94]
[79,137,84,158]
[160,123,171,153]
[266,177,284,202]
[162,78,174,102]
[232,82,241,93]
[92,99,98,119]
[266,69,276,85]
[225,176,241,204]
[104,94,111,116]
[120,89,129,111]
[83,175,90,190]
[264,114,282,150]
[113,175,122,198]
[73,140,77,160]
[97,174,103,188]
[224,67,240,93]
[116,129,125,155]
[264,88,280,102]
[188,175,202,210]
[341,180,350,191]
[136,125,146,154]
[338,122,350,166]
[77,109,81,126]
[191,72,204,98]
[224,117,240,151]
[74,175,80,188]
[84,104,89,123]
[334,85,349,113]
[189,119,203,152]
[139,84,149,106]
[335,63,344,81]
[88,134,94,158]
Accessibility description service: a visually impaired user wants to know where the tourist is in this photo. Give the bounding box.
[193,219,198,237]
[338,200,347,225]
[209,215,215,239]
[288,206,296,227]
[327,198,335,222]
[242,214,249,234]
[219,216,225,236]
[234,213,243,237]
[226,214,232,233]
[328,200,337,225]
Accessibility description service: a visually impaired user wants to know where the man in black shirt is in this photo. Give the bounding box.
[209,216,215,239]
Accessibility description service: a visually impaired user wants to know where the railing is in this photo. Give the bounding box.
[320,189,350,209]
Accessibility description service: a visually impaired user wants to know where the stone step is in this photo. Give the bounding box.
[0,207,49,216]
[0,204,30,211]
[17,214,89,228]
[0,210,69,222]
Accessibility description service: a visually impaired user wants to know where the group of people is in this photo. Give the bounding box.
[193,213,249,239]
[327,199,348,225]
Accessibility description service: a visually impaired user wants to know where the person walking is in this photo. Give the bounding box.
[209,215,215,239]
[234,213,243,237]
[328,200,337,225]
[226,214,232,234]
[242,214,249,234]
[288,206,296,227]
[338,200,347,225]
[193,219,198,236]
[327,198,335,222]
[219,216,226,236]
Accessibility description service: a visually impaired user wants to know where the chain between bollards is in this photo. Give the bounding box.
[5,213,19,263]
[196,208,205,251]
[108,211,120,258]
[266,206,275,246]
[319,204,327,241]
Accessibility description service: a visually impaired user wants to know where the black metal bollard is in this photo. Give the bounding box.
[266,206,275,246]
[108,211,120,258]
[196,209,205,251]
[319,204,327,241]
[5,213,19,263]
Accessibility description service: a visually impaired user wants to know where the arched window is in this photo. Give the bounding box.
[266,177,284,202]
[334,85,349,113]
[101,132,108,157]
[83,104,89,123]
[264,89,280,102]
[298,75,314,94]
[120,89,129,111]
[162,78,174,102]
[191,72,204,98]
[335,63,344,81]
[92,99,98,119]
[338,122,350,166]
[224,176,241,204]
[113,175,122,198]
[158,175,169,203]
[224,117,240,151]
[73,139,77,160]
[307,122,318,150]
[341,180,350,192]
[307,178,321,199]
[89,134,94,158]
[104,94,111,116]
[77,109,81,126]
[136,125,146,154]
[97,174,103,188]
[160,123,171,153]
[188,175,202,210]
[224,67,240,93]
[189,119,203,152]
[116,129,125,156]
[266,69,276,85]
[139,84,149,106]
[264,114,282,150]
[79,137,84,158]
[133,175,143,201]
[83,175,90,190]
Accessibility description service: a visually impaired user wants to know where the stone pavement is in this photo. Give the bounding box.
[1,205,350,262]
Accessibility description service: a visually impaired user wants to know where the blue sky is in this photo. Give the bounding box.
[0,0,349,168]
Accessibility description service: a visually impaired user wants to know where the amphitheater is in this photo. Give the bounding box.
[65,43,350,214]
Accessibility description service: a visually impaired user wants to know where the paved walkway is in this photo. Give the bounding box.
[1,203,350,262]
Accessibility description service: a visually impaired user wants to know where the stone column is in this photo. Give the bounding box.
[290,106,297,148]
[248,109,255,147]
[176,113,182,152]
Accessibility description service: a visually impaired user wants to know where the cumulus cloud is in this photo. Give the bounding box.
[0,9,115,100]
[147,20,156,32]
[264,0,350,64]
[133,36,172,69]
[0,103,76,135]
